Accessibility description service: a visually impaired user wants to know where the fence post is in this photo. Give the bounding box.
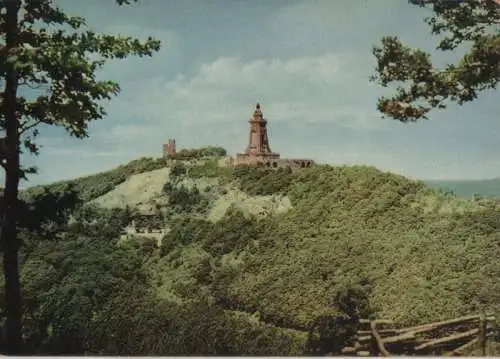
[370,321,390,356]
[369,325,377,357]
[478,313,487,356]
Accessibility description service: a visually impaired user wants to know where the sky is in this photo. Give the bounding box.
[17,0,500,186]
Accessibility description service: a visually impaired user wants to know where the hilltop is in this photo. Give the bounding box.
[9,151,500,355]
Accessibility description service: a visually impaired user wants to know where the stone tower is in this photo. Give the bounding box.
[162,139,176,158]
[245,103,277,157]
[233,103,280,167]
[168,139,176,155]
[232,103,313,168]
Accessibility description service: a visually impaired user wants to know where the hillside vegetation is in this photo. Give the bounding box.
[21,157,167,203]
[2,153,500,355]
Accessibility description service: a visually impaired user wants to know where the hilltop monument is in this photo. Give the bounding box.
[162,104,314,169]
[233,103,313,169]
[239,103,280,161]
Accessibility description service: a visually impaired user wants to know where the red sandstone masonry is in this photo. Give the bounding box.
[233,103,314,169]
[162,139,176,158]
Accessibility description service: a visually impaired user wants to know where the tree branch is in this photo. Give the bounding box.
[371,0,499,123]
[19,119,41,135]
[17,79,42,90]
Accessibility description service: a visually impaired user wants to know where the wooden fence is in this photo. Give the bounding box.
[341,313,496,356]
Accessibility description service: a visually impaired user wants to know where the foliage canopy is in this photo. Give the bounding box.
[371,0,499,121]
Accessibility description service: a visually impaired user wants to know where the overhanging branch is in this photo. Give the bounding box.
[19,119,41,135]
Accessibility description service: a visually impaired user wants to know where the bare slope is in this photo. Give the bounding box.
[91,161,293,220]
[93,167,171,209]
[208,189,292,222]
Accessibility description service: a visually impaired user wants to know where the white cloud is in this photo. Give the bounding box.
[196,54,343,85]
[111,53,384,134]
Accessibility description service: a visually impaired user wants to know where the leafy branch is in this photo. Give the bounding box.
[371,0,499,122]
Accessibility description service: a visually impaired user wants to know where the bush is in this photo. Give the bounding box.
[133,212,164,231]
[160,236,176,257]
[234,167,295,196]
[187,158,232,179]
[169,162,186,182]
[169,146,227,160]
[68,205,134,240]
[167,185,203,212]
[160,217,215,257]
[202,209,257,256]
[194,257,213,284]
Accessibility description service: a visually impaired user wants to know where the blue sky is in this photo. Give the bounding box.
[19,0,500,186]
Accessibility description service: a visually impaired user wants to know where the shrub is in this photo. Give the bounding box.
[194,257,213,285]
[160,217,215,257]
[169,162,186,182]
[234,167,295,196]
[187,158,232,179]
[202,209,257,256]
[167,185,202,212]
[169,146,227,160]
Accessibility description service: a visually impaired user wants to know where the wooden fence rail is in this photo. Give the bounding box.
[341,313,497,356]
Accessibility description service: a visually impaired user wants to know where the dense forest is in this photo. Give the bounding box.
[1,154,499,355]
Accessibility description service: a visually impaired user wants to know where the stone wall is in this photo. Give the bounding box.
[230,154,313,169]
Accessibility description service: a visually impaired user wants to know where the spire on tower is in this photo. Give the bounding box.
[253,102,263,118]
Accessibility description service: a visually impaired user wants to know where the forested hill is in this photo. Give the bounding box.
[5,152,500,355]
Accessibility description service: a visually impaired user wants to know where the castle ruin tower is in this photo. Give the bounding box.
[162,138,177,159]
[245,103,274,156]
[168,139,176,155]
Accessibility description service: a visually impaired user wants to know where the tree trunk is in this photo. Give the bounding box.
[1,0,22,354]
